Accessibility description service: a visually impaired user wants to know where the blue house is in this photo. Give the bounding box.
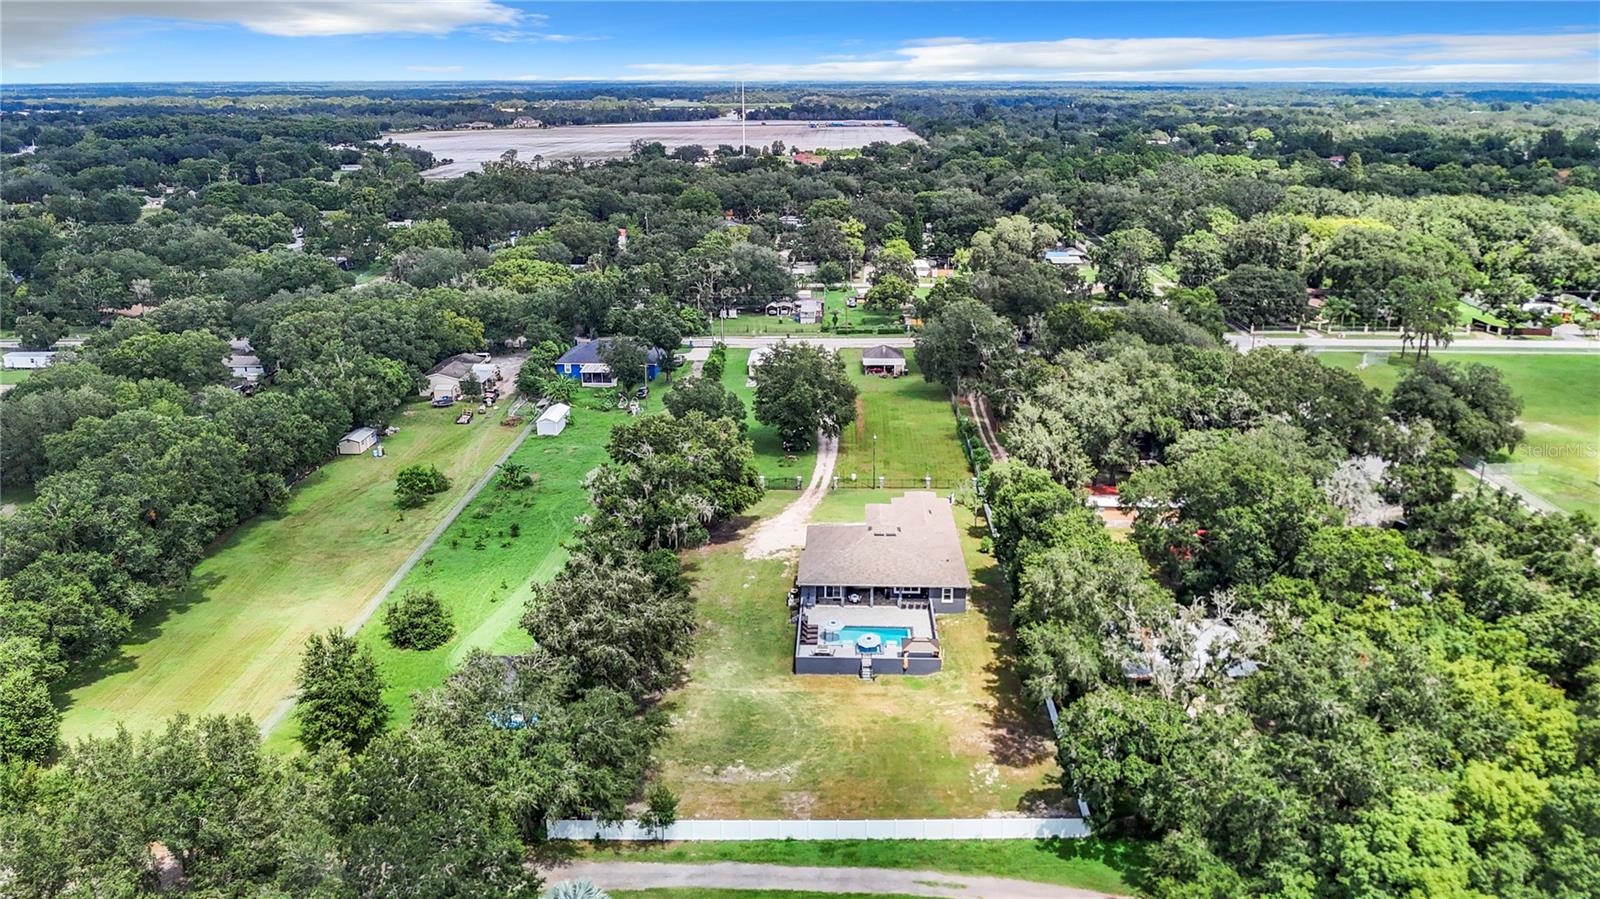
[553,339,664,387]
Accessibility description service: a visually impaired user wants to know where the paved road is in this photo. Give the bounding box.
[0,337,87,349]
[542,861,1128,899]
[1228,333,1599,354]
[257,415,536,737]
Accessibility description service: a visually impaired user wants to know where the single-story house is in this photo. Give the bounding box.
[3,350,56,369]
[793,492,970,677]
[225,339,266,382]
[337,427,378,455]
[423,353,499,400]
[1043,247,1090,267]
[535,402,571,436]
[1122,619,1260,684]
[861,344,906,376]
[795,298,824,324]
[778,214,804,229]
[765,300,796,316]
[553,339,664,387]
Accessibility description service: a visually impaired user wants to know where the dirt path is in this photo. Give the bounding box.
[257,418,536,737]
[966,392,1008,462]
[543,861,1127,899]
[744,432,839,559]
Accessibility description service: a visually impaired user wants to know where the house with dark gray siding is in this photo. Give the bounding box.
[792,491,969,677]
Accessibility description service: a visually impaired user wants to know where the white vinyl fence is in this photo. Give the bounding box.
[547,816,1091,842]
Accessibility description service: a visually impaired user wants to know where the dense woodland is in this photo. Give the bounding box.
[2,83,1598,896]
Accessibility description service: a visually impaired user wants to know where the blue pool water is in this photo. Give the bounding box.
[832,626,912,653]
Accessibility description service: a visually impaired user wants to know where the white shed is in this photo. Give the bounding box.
[536,403,571,437]
[337,427,378,455]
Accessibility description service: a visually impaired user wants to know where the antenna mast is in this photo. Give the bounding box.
[740,80,747,157]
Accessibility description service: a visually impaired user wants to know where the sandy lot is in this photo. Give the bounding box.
[385,119,922,178]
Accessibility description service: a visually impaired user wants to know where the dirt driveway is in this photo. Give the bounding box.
[744,432,838,559]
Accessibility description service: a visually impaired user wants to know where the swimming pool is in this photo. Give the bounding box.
[832,626,912,653]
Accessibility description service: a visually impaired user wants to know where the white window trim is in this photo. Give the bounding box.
[939,587,955,602]
[823,585,844,599]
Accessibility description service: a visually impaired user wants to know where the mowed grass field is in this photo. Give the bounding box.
[833,349,971,488]
[580,837,1146,896]
[268,407,616,746]
[654,366,1057,818]
[713,347,818,486]
[57,399,523,742]
[1318,352,1600,518]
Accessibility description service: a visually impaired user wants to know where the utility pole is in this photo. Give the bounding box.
[872,434,878,487]
[740,80,747,157]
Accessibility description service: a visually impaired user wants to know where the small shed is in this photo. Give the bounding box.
[338,427,378,455]
[536,402,571,436]
[862,344,907,376]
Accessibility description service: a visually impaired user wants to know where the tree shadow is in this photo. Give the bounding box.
[1033,835,1155,892]
[966,521,1054,771]
[51,570,228,711]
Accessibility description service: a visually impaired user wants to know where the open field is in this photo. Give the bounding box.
[709,347,819,487]
[56,400,523,742]
[1318,351,1600,518]
[576,838,1146,896]
[0,368,32,385]
[833,349,971,488]
[267,408,616,748]
[655,367,1055,818]
[388,120,922,178]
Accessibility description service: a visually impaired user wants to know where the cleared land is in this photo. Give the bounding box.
[387,120,922,179]
[575,838,1144,896]
[833,350,971,489]
[1318,352,1600,518]
[709,347,818,487]
[711,289,908,338]
[56,400,522,742]
[654,363,1056,819]
[267,407,617,749]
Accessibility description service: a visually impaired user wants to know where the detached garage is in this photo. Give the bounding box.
[861,344,906,377]
[536,403,571,436]
[337,427,378,455]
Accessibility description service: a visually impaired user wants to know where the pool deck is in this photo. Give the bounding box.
[796,604,937,660]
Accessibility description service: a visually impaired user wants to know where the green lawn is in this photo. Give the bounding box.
[56,400,524,742]
[833,349,971,489]
[655,369,1056,818]
[267,407,617,748]
[579,837,1145,896]
[1318,352,1600,518]
[705,289,909,337]
[0,368,32,385]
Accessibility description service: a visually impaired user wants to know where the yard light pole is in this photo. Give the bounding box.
[872,434,878,488]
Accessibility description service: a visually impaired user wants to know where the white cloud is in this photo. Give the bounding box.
[407,65,465,73]
[2,0,523,68]
[626,31,1600,83]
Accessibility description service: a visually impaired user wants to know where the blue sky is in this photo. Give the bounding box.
[4,2,1597,84]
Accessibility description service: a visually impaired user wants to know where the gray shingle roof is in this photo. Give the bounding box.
[555,340,665,365]
[861,344,905,362]
[796,491,969,589]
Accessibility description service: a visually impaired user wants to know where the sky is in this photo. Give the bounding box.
[2,1,1598,84]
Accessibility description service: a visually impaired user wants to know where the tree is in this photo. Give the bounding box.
[636,784,679,840]
[1213,264,1306,327]
[913,298,1017,393]
[383,589,455,650]
[611,299,683,381]
[13,313,66,350]
[395,463,451,508]
[863,273,914,313]
[598,335,650,396]
[1096,227,1163,300]
[750,340,858,449]
[1172,231,1225,288]
[1392,275,1458,358]
[663,376,745,428]
[872,237,917,284]
[294,630,387,752]
[0,636,60,763]
[99,328,229,388]
[1390,360,1524,459]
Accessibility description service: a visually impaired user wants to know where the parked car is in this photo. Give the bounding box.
[430,395,455,408]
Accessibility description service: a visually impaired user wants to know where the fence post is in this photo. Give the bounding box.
[758,474,766,489]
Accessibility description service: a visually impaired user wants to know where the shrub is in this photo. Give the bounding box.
[395,464,450,508]
[383,589,454,650]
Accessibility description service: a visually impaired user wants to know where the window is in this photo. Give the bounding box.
[939,588,955,603]
[823,585,843,599]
